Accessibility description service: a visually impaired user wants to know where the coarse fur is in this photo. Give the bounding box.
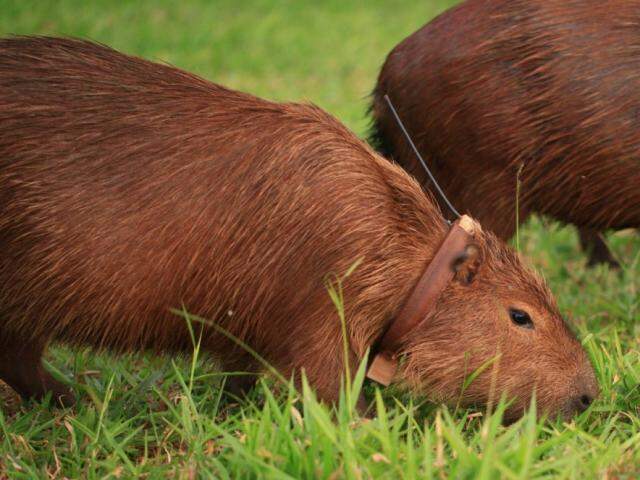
[0,36,596,420]
[370,0,640,266]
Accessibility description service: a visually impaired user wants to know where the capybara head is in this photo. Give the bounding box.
[397,224,598,422]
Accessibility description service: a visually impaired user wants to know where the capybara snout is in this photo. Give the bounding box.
[0,36,596,420]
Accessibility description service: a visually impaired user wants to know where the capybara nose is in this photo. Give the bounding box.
[565,392,595,416]
[568,374,599,415]
[575,393,594,413]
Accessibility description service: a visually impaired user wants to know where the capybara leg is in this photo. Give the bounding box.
[221,355,260,400]
[578,227,620,268]
[292,346,369,415]
[224,374,259,400]
[0,333,75,407]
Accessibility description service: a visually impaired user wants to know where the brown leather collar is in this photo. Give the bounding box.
[366,215,478,386]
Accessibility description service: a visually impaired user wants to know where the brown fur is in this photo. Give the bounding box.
[370,0,640,266]
[0,36,596,420]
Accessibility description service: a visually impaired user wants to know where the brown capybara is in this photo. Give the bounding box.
[370,0,640,267]
[0,37,597,421]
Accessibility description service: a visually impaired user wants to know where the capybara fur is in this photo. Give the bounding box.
[0,37,597,421]
[370,0,640,267]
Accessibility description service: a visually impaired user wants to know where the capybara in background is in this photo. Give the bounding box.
[0,37,597,421]
[370,0,640,267]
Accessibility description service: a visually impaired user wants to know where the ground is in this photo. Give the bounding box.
[0,0,639,478]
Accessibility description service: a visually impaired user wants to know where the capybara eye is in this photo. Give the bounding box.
[509,309,534,329]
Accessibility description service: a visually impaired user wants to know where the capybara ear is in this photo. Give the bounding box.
[452,244,482,285]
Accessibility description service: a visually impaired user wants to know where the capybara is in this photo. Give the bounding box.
[370,0,640,267]
[0,37,597,421]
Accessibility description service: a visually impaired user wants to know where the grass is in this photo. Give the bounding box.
[0,0,639,478]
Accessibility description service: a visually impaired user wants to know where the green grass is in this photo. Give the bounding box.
[1,0,639,478]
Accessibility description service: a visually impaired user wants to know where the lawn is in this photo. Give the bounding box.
[0,0,639,478]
